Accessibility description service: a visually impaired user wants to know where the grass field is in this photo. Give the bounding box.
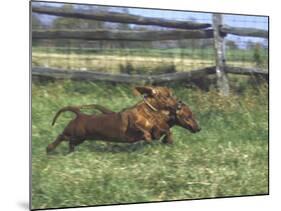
[31,79,268,209]
[32,47,268,73]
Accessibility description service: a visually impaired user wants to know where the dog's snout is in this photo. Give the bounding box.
[192,126,201,133]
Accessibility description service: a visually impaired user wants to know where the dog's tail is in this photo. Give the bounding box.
[52,106,81,126]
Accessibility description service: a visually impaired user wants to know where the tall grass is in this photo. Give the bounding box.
[32,47,268,73]
[31,79,268,209]
[32,47,268,62]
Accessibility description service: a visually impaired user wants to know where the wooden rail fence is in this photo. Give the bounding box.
[32,66,268,84]
[32,6,268,94]
[33,29,215,41]
[32,6,211,30]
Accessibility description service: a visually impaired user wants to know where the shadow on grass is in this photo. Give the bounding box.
[86,140,169,153]
[46,139,172,155]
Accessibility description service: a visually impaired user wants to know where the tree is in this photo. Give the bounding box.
[52,5,79,29]
[51,4,106,47]
[52,4,105,30]
[115,8,131,31]
[253,43,264,67]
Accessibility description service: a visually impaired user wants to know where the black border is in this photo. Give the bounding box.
[30,1,270,210]
[29,1,33,210]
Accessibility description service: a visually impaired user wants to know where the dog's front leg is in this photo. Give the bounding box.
[133,125,152,143]
[152,123,169,140]
[161,130,173,144]
[132,126,152,143]
[126,113,152,143]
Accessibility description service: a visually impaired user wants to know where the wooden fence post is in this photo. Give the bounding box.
[212,14,230,96]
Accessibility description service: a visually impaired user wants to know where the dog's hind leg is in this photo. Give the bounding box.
[68,138,85,154]
[68,138,76,154]
[46,134,66,154]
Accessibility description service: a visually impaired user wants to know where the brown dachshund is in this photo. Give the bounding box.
[83,100,201,144]
[46,86,201,153]
[47,86,179,153]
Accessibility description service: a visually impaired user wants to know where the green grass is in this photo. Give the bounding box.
[31,80,268,209]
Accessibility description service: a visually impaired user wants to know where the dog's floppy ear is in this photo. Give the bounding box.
[134,86,156,96]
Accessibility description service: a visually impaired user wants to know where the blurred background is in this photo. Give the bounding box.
[32,2,268,75]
